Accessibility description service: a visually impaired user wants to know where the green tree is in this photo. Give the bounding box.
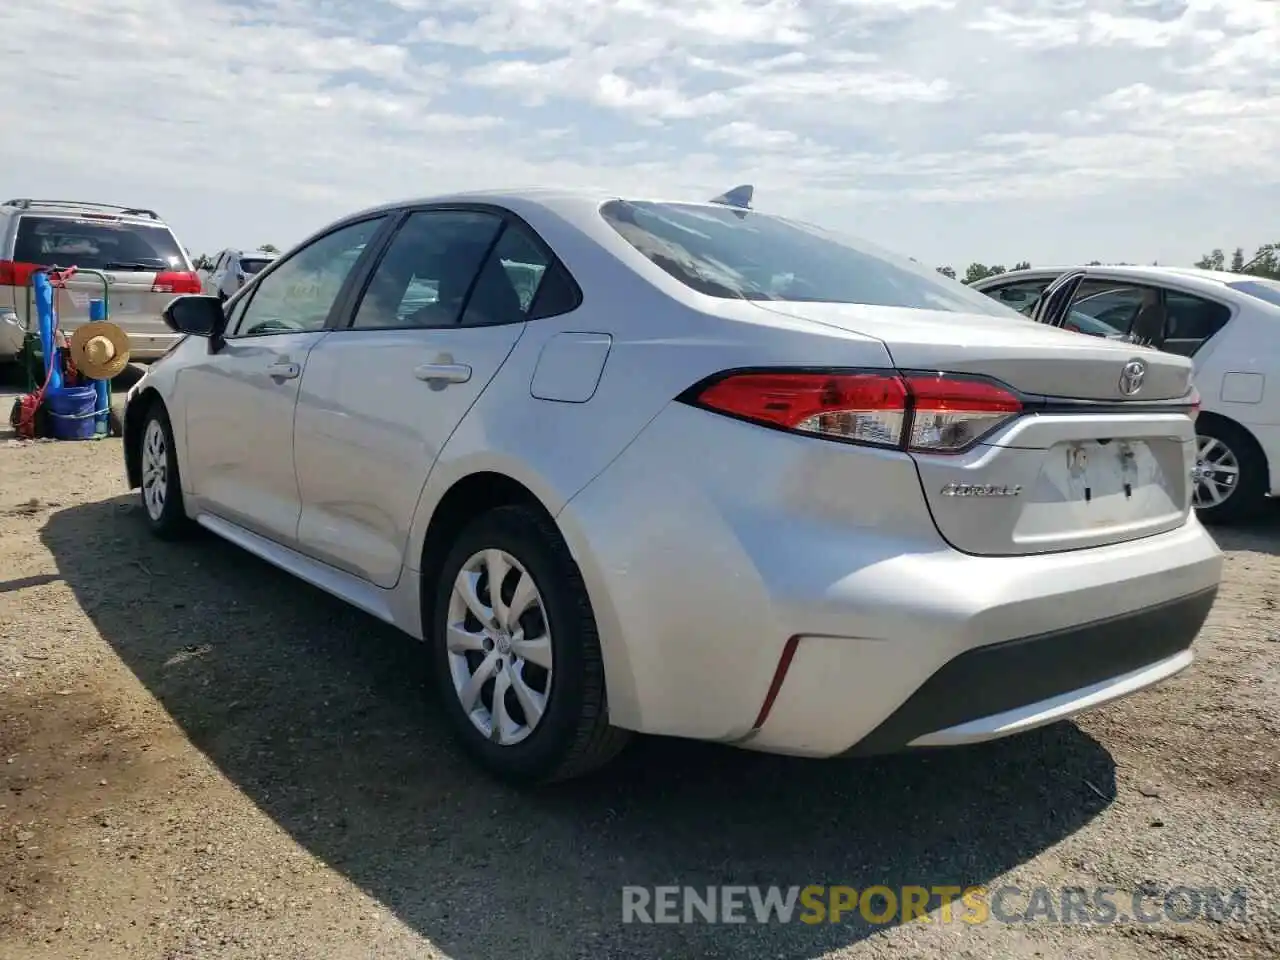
[936,265,956,279]
[1230,247,1245,272]
[260,244,280,254]
[1012,260,1031,271]
[962,263,1006,284]
[1194,248,1226,271]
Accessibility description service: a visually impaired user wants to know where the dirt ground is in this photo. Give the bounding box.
[1,389,1277,959]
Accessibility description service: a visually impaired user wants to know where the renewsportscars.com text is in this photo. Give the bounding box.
[621,884,1249,925]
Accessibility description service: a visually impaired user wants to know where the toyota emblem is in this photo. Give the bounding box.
[1118,359,1146,396]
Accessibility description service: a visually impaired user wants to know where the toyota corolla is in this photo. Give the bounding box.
[121,188,1223,783]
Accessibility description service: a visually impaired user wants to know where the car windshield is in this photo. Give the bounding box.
[1227,278,1280,309]
[600,200,1017,316]
[13,216,185,271]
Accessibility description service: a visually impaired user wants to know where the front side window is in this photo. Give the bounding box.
[983,278,1056,315]
[599,199,1017,316]
[230,217,384,337]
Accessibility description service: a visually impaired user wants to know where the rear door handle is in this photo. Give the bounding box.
[414,363,472,385]
[267,360,301,380]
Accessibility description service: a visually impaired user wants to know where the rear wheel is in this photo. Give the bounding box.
[430,504,629,783]
[1192,417,1268,525]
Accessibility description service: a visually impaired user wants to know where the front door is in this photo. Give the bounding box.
[179,215,388,544]
[292,208,563,587]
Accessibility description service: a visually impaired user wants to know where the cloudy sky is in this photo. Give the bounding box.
[1,0,1276,270]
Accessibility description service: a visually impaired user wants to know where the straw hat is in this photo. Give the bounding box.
[69,321,131,381]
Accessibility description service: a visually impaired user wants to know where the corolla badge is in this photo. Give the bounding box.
[940,482,1022,498]
[1118,358,1147,396]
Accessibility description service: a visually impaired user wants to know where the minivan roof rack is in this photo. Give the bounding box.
[1,199,161,220]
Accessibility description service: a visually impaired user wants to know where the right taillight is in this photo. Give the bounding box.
[684,369,1022,454]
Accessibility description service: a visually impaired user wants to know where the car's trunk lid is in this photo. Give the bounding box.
[750,300,1197,555]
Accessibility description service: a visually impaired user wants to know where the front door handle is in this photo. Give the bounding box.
[414,362,472,385]
[267,360,301,380]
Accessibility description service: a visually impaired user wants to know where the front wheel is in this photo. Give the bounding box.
[137,403,195,539]
[1192,418,1268,525]
[430,505,629,783]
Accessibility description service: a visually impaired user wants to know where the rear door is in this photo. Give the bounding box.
[292,206,568,587]
[11,212,198,355]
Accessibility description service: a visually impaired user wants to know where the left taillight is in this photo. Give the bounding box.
[152,271,202,294]
[682,369,1023,454]
[0,260,39,287]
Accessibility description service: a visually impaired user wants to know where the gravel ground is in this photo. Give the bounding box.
[1,391,1277,959]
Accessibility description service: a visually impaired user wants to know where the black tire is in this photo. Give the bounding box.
[137,402,195,539]
[1193,417,1269,526]
[430,504,630,784]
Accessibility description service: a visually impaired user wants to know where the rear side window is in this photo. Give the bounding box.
[1162,291,1231,357]
[240,257,272,275]
[599,200,1015,316]
[13,216,185,271]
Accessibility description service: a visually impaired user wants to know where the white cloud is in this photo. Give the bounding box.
[0,0,1275,268]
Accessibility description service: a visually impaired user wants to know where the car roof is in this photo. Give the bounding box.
[1,198,167,225]
[979,264,1247,287]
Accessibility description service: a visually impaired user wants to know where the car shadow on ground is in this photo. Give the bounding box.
[43,496,1120,958]
[1207,502,1280,556]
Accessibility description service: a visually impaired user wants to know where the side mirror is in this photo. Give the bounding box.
[163,294,224,337]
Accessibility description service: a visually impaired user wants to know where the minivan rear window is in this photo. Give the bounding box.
[599,199,1016,315]
[13,216,186,272]
[240,257,272,275]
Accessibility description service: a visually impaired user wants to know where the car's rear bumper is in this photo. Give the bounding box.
[559,401,1224,755]
[838,586,1213,754]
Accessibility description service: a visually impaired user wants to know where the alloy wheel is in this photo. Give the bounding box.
[1191,434,1240,509]
[141,418,168,521]
[446,548,554,746]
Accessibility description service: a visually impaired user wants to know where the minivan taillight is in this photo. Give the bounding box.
[152,271,202,294]
[0,260,39,287]
[684,370,1023,454]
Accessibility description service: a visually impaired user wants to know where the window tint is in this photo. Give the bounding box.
[14,216,185,272]
[1228,278,1280,309]
[351,210,502,330]
[984,278,1055,315]
[461,222,558,327]
[1064,282,1152,339]
[230,217,384,337]
[528,261,581,319]
[240,257,272,276]
[599,200,1016,315]
[1162,291,1231,356]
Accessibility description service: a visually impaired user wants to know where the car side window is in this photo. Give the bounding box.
[461,221,562,327]
[1162,291,1231,357]
[350,210,503,330]
[1064,281,1161,342]
[985,278,1054,316]
[229,218,384,338]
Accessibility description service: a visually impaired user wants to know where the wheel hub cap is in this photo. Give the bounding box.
[1191,435,1239,508]
[446,548,554,746]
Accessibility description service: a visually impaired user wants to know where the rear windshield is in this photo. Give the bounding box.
[240,257,272,275]
[14,216,186,272]
[599,200,1016,316]
[1227,278,1280,309]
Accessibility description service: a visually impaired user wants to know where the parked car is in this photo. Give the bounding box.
[202,248,278,301]
[120,189,1222,783]
[0,199,201,366]
[973,266,1280,524]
